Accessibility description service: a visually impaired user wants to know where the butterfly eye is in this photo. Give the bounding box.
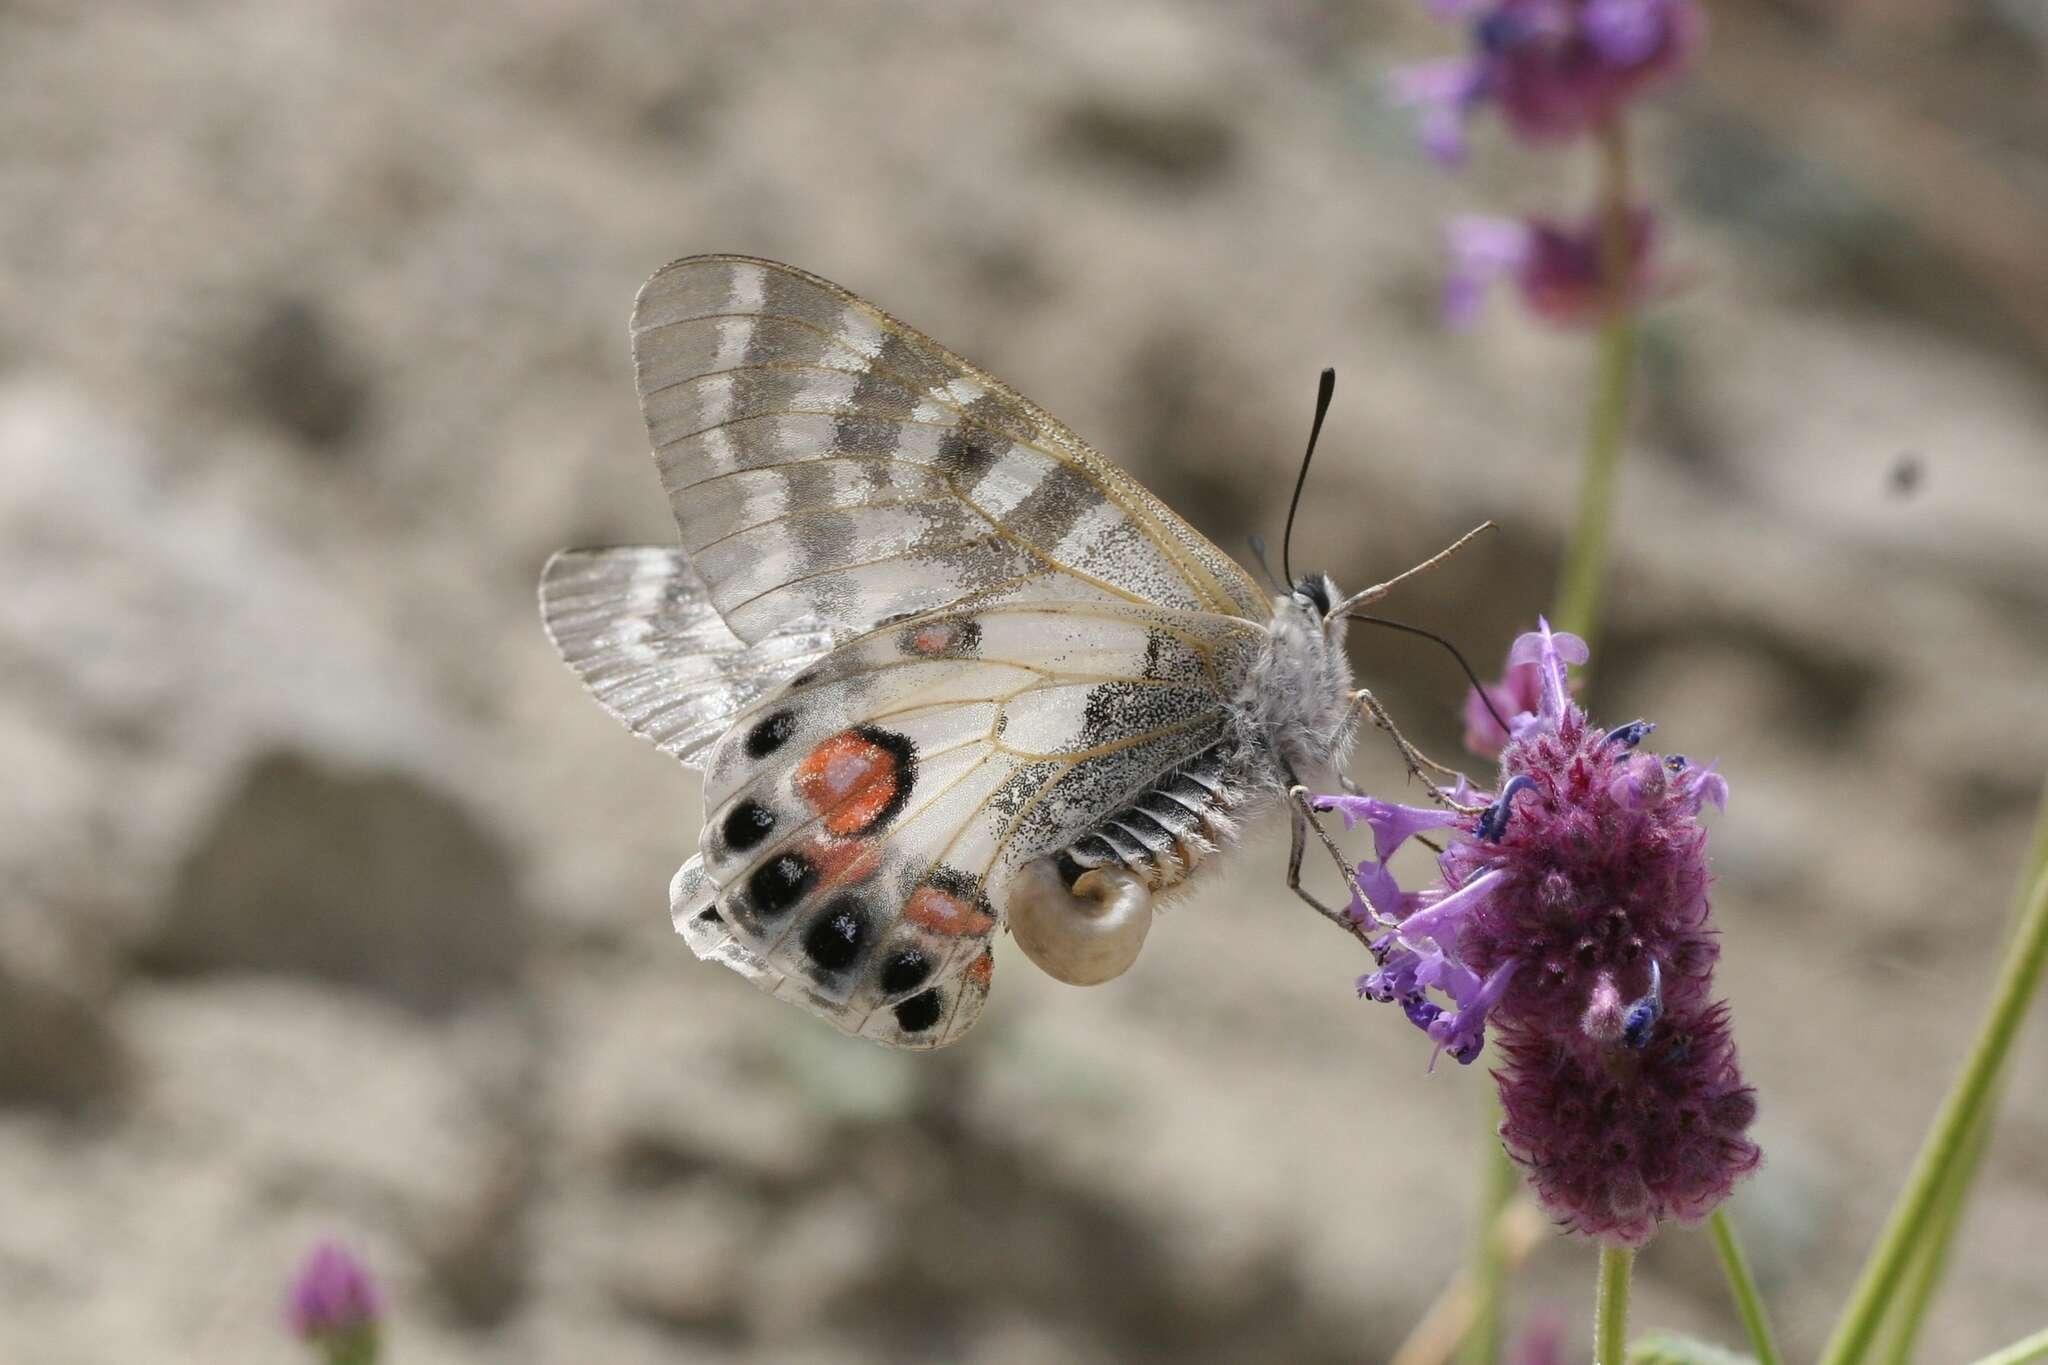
[1293,575,1332,616]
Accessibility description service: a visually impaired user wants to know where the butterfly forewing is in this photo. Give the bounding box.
[630,255,1271,644]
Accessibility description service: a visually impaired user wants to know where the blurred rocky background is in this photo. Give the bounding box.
[3,1,2046,1361]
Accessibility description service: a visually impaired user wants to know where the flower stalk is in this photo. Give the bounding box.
[1552,116,1639,649]
[1708,1208,1784,1365]
[1873,1108,1996,1365]
[1595,1246,1634,1365]
[1877,792,2048,1364]
[1817,823,2048,1365]
[1459,1128,1521,1365]
[1391,0,1705,1351]
[1965,1327,2048,1365]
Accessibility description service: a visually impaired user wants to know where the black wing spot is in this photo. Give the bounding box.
[747,852,816,918]
[721,799,777,853]
[879,946,933,996]
[745,710,798,759]
[802,896,870,973]
[893,989,944,1034]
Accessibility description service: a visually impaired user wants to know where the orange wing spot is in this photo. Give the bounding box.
[909,623,954,655]
[802,836,883,890]
[906,883,995,938]
[794,729,907,837]
[962,951,995,990]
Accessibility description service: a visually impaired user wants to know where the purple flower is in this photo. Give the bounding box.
[1506,1312,1568,1365]
[1390,59,1488,167]
[286,1241,380,1363]
[1394,0,1704,157]
[1461,645,1549,758]
[1320,620,1759,1244]
[1496,1000,1757,1238]
[1445,209,1660,329]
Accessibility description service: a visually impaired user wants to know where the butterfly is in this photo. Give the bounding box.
[541,255,1383,1049]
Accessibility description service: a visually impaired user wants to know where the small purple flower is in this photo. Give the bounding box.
[1394,0,1704,157]
[1321,620,1759,1244]
[1505,1312,1568,1365]
[1445,209,1659,329]
[1461,642,1550,758]
[1390,59,1488,167]
[286,1241,380,1364]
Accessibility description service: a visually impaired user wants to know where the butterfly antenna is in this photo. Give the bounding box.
[1282,367,1337,587]
[1246,534,1282,592]
[1343,612,1513,737]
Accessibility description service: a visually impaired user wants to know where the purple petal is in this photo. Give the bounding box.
[1361,941,1423,1001]
[1444,216,1531,327]
[1437,772,1487,806]
[1506,618,1587,724]
[1388,59,1479,166]
[1463,656,1546,758]
[1684,762,1730,812]
[1583,0,1669,65]
[1389,57,1478,105]
[1314,794,1460,864]
[1414,951,1482,1001]
[286,1241,380,1341]
[1427,958,1519,1063]
[1353,858,1414,925]
[1505,1313,1568,1365]
[1397,867,1505,946]
[1605,753,1661,810]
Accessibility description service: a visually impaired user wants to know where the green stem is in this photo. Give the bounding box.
[1595,1246,1634,1365]
[1873,1084,1997,1365]
[1551,117,1639,650]
[1707,1210,1783,1365]
[1873,790,2048,1365]
[1544,114,1646,1365]
[319,1327,380,1365]
[1458,1110,1519,1365]
[1965,1328,2048,1365]
[1817,848,2048,1365]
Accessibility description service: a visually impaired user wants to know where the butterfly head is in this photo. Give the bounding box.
[1288,572,1349,644]
[1293,573,1334,617]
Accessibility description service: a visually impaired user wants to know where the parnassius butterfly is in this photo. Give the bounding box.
[542,255,1372,1049]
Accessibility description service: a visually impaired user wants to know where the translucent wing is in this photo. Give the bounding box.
[631,255,1271,645]
[674,598,1262,1049]
[538,547,833,768]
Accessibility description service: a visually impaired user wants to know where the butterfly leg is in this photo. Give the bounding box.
[1347,689,1488,812]
[1285,786,1384,949]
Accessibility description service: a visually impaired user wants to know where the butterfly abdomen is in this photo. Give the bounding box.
[1050,744,1242,895]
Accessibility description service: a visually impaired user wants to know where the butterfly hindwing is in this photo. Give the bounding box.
[538,547,835,768]
[681,600,1258,1047]
[670,854,993,1048]
[631,255,1271,646]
